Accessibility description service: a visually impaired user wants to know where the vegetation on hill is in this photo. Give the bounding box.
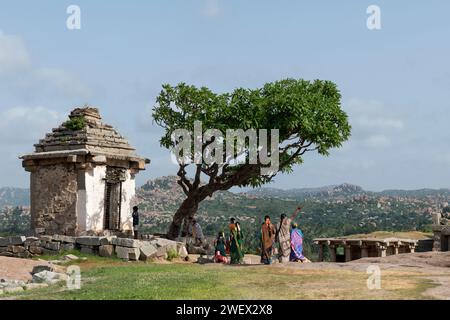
[136,177,436,259]
[0,177,440,259]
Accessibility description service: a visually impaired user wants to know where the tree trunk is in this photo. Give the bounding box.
[167,196,200,240]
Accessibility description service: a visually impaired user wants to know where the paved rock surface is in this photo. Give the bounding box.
[0,257,53,282]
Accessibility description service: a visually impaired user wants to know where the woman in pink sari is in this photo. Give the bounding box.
[290,222,305,262]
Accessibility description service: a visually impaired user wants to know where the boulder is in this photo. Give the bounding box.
[178,245,189,258]
[0,252,14,257]
[63,254,80,261]
[156,246,167,258]
[99,245,114,257]
[139,243,158,261]
[8,245,26,254]
[115,246,140,260]
[32,265,55,275]
[154,238,178,251]
[99,237,113,246]
[112,238,139,248]
[32,271,67,284]
[29,246,44,255]
[16,251,32,259]
[45,242,61,251]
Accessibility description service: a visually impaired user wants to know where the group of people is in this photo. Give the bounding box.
[261,206,305,264]
[212,207,306,265]
[133,205,306,265]
[214,218,245,264]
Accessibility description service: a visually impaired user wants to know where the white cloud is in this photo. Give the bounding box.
[354,117,404,130]
[0,106,63,144]
[364,135,391,148]
[35,68,91,98]
[201,0,221,18]
[344,99,405,149]
[0,31,31,75]
[0,30,91,99]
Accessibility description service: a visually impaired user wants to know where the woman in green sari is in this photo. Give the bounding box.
[229,221,244,264]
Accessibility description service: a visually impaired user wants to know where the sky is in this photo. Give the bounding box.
[0,0,449,191]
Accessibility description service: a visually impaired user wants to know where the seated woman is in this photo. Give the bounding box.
[214,232,228,264]
[290,223,306,262]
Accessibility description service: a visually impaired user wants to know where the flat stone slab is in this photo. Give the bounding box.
[112,238,139,248]
[76,236,102,246]
[0,236,26,246]
[52,235,76,243]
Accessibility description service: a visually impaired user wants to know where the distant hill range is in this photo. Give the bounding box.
[2,178,450,209]
[0,187,30,208]
[0,177,442,246]
[245,183,450,200]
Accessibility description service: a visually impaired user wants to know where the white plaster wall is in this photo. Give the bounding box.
[76,189,87,232]
[120,170,136,231]
[84,165,107,232]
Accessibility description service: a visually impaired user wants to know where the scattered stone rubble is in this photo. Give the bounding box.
[0,234,188,262]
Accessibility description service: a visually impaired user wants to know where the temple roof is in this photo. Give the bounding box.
[21,107,149,164]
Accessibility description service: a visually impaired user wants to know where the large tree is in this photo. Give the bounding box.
[153,78,351,239]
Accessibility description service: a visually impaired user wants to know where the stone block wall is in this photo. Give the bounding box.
[0,235,188,262]
[30,164,78,236]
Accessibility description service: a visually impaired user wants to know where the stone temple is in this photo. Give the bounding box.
[21,107,150,236]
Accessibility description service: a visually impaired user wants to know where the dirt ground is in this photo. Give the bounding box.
[1,252,449,299]
[0,257,53,282]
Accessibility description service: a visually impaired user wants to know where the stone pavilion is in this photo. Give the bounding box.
[21,107,150,236]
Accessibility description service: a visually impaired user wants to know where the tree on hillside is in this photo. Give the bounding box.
[153,78,351,239]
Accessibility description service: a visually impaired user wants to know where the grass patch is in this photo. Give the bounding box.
[11,260,440,300]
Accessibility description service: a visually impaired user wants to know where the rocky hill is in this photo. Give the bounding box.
[245,183,366,199]
[0,188,29,208]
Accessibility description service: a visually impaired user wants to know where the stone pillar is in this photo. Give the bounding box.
[329,245,337,262]
[377,246,387,257]
[361,245,369,258]
[432,229,441,252]
[393,245,399,255]
[344,245,352,262]
[409,245,415,253]
[318,244,324,262]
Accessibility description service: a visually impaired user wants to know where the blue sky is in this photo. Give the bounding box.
[0,0,449,191]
